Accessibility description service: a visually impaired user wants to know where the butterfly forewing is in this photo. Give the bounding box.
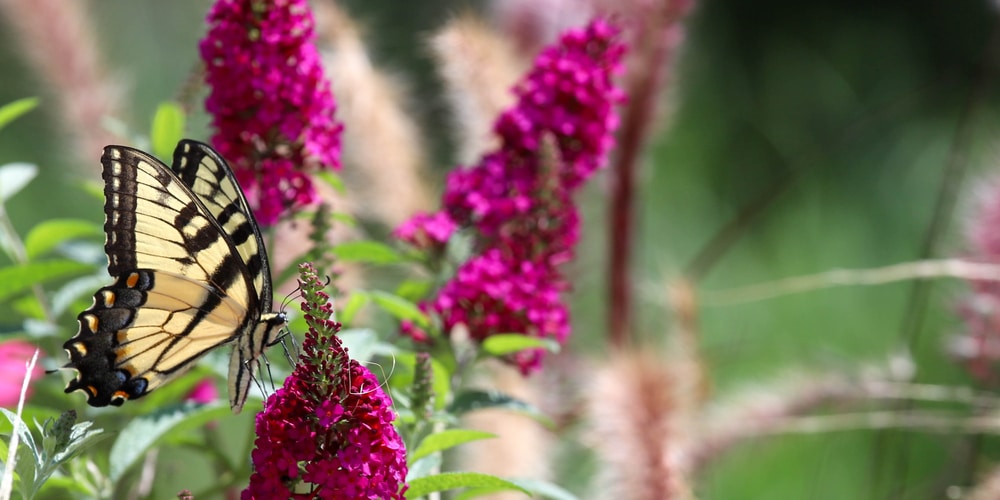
[62,141,283,411]
[171,140,271,311]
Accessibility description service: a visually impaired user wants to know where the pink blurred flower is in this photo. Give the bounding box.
[0,340,42,406]
[200,0,342,225]
[185,378,219,405]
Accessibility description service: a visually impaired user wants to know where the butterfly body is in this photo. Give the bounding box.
[63,140,285,413]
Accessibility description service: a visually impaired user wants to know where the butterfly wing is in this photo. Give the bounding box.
[63,144,270,409]
[169,140,286,412]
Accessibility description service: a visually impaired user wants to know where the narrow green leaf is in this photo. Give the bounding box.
[315,170,345,193]
[370,290,429,327]
[109,402,231,481]
[395,279,433,302]
[339,291,370,325]
[506,478,579,500]
[0,162,38,201]
[0,260,92,302]
[410,429,496,463]
[480,334,560,357]
[448,390,554,428]
[332,240,403,264]
[0,97,39,132]
[405,472,529,499]
[24,219,102,260]
[150,102,186,160]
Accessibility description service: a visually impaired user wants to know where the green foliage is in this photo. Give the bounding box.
[0,410,108,499]
[409,429,495,463]
[109,403,231,482]
[149,101,186,160]
[405,472,530,499]
[0,97,39,134]
[24,219,101,260]
[332,240,404,264]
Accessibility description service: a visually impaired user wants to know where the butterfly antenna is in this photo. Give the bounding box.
[351,357,396,396]
[280,286,301,312]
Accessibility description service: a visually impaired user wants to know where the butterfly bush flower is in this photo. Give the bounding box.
[398,18,626,372]
[201,0,342,225]
[244,263,407,499]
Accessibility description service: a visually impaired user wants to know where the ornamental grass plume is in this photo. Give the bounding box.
[200,0,343,225]
[243,263,407,499]
[396,18,626,373]
[953,175,1000,381]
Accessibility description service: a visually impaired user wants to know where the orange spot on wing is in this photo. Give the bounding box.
[71,342,87,356]
[103,290,116,307]
[126,273,139,288]
[83,314,98,333]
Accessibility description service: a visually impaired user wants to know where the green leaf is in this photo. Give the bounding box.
[339,291,370,325]
[24,219,102,260]
[0,260,92,302]
[480,334,560,357]
[315,170,345,193]
[448,390,554,428]
[405,472,530,499]
[332,240,404,264]
[395,279,433,302]
[0,97,39,133]
[150,101,186,160]
[410,429,495,463]
[505,478,579,500]
[109,402,231,481]
[0,162,38,201]
[370,290,429,327]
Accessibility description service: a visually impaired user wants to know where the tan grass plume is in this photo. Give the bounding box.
[428,14,523,166]
[313,1,431,227]
[0,0,122,160]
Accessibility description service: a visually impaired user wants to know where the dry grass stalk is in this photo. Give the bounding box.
[313,0,432,227]
[0,0,122,160]
[586,350,694,500]
[428,14,523,165]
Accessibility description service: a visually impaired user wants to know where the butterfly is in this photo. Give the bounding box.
[62,139,287,414]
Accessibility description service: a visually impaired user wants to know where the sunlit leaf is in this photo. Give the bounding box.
[370,290,428,327]
[339,291,369,325]
[0,162,38,201]
[315,170,345,193]
[332,240,404,264]
[109,402,231,481]
[480,334,560,357]
[24,219,102,260]
[150,101,186,160]
[410,429,495,463]
[405,472,529,499]
[0,260,92,302]
[0,97,39,133]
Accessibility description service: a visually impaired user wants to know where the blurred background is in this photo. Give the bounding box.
[3,0,1000,498]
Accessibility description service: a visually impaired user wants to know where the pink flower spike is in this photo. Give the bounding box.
[200,0,343,225]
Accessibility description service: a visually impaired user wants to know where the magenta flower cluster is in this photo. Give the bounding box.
[200,0,342,225]
[396,18,626,372]
[244,264,407,499]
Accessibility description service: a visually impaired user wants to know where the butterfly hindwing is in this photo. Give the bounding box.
[63,141,284,412]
